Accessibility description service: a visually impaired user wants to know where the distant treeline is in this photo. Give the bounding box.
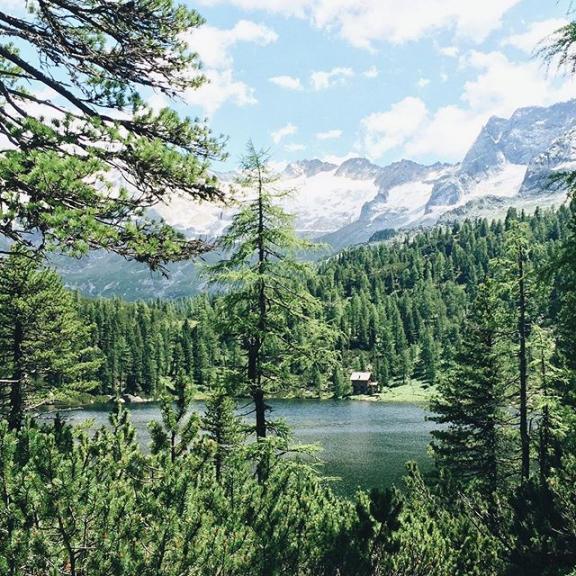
[79,205,571,398]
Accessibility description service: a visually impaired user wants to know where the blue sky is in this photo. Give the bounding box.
[164,0,576,171]
[7,0,573,171]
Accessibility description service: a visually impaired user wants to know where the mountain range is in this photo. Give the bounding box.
[59,99,576,299]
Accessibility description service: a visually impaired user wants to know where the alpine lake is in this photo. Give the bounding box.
[47,399,438,496]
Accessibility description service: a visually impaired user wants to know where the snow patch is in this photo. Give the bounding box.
[282,170,379,233]
[464,163,527,202]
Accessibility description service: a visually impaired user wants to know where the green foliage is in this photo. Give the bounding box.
[2,207,574,574]
[0,249,100,428]
[0,205,574,575]
[386,467,505,576]
[0,0,225,269]
[0,413,367,576]
[73,207,572,401]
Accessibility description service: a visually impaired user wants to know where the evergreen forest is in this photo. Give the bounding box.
[1,1,576,575]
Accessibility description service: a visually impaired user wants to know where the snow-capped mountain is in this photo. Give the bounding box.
[153,99,576,252]
[322,100,576,248]
[153,157,382,239]
[59,99,576,298]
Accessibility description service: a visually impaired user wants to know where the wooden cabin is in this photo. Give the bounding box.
[350,371,379,395]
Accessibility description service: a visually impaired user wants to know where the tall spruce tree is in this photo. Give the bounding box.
[495,222,534,482]
[555,194,576,388]
[0,249,98,429]
[208,143,335,442]
[431,280,513,498]
[0,0,224,269]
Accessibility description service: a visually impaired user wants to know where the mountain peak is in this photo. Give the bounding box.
[335,157,382,179]
[284,159,337,178]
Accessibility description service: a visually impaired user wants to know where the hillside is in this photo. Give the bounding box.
[79,206,571,398]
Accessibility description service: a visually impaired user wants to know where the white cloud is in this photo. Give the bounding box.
[199,0,521,49]
[402,50,576,161]
[183,20,277,70]
[197,0,310,17]
[316,129,343,140]
[183,20,277,69]
[503,18,568,54]
[285,143,307,152]
[357,46,576,162]
[439,45,459,58]
[316,0,522,49]
[184,69,257,117]
[364,66,379,79]
[404,106,480,160]
[358,97,428,159]
[461,50,576,116]
[181,20,277,114]
[269,75,303,90]
[310,67,354,90]
[417,78,431,88]
[272,123,298,144]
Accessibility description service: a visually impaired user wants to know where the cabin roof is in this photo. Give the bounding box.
[350,371,372,382]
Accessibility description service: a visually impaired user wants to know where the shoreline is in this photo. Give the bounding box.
[42,381,434,411]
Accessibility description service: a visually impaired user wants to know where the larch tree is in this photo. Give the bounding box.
[0,0,225,270]
[208,143,335,445]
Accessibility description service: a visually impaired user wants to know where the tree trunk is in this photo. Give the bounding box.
[538,343,551,488]
[253,169,267,441]
[518,248,530,482]
[539,405,551,488]
[253,387,266,440]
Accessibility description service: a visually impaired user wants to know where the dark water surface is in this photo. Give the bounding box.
[53,399,437,495]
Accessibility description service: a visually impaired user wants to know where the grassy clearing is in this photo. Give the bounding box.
[353,380,435,405]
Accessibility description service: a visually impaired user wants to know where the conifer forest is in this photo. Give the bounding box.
[1,1,576,575]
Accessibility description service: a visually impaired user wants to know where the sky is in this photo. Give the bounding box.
[5,0,576,172]
[160,0,576,172]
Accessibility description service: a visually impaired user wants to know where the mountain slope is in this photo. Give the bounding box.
[58,99,576,298]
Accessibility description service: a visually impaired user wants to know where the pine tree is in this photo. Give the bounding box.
[0,0,224,268]
[419,327,439,386]
[0,249,98,429]
[331,365,351,398]
[202,387,241,484]
[149,369,199,462]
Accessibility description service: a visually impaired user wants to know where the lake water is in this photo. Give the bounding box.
[52,399,437,495]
